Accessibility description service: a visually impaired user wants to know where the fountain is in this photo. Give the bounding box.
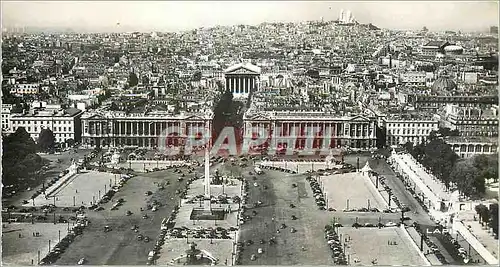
[171,242,217,265]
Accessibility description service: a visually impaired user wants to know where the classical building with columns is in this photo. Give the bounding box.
[81,110,212,148]
[447,136,498,158]
[243,108,377,151]
[224,63,261,98]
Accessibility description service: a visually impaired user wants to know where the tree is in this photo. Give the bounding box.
[20,153,43,174]
[213,89,234,140]
[128,72,139,87]
[421,138,458,187]
[474,154,498,182]
[375,126,386,148]
[38,128,56,152]
[450,159,476,196]
[489,203,498,239]
[66,138,75,147]
[403,141,414,153]
[475,204,489,224]
[2,127,41,188]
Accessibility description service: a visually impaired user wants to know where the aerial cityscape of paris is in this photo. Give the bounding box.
[1,1,499,266]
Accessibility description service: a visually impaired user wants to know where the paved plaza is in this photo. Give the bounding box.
[2,223,69,266]
[340,227,428,266]
[320,172,386,211]
[28,171,117,207]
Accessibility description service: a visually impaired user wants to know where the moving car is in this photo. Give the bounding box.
[77,258,86,265]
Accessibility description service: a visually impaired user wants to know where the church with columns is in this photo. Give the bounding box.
[224,62,261,98]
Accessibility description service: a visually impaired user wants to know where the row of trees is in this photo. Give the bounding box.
[406,133,458,189]
[406,129,497,198]
[474,203,499,239]
[2,128,45,189]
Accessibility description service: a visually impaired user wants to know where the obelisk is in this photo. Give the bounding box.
[203,145,212,214]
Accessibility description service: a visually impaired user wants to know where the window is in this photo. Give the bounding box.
[64,127,66,131]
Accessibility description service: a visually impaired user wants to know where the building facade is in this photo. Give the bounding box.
[411,95,498,110]
[81,111,213,149]
[421,41,449,57]
[384,118,439,146]
[224,63,261,98]
[399,71,426,87]
[1,104,14,132]
[243,110,377,151]
[9,108,83,144]
[444,106,499,137]
[10,83,40,95]
[447,137,498,158]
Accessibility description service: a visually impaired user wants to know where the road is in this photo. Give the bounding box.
[236,164,407,265]
[369,157,463,264]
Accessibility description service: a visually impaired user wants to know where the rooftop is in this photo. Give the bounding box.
[11,108,83,118]
[446,136,498,144]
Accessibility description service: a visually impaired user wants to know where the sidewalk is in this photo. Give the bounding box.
[405,226,442,265]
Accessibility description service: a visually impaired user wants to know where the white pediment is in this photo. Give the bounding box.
[224,63,261,75]
[87,114,105,120]
[350,115,371,122]
[247,113,270,121]
[184,114,207,121]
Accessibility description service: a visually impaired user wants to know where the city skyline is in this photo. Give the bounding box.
[1,1,499,33]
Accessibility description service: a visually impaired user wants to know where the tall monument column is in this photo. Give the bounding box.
[203,120,212,214]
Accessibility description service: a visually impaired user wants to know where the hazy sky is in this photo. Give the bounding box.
[2,1,498,32]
